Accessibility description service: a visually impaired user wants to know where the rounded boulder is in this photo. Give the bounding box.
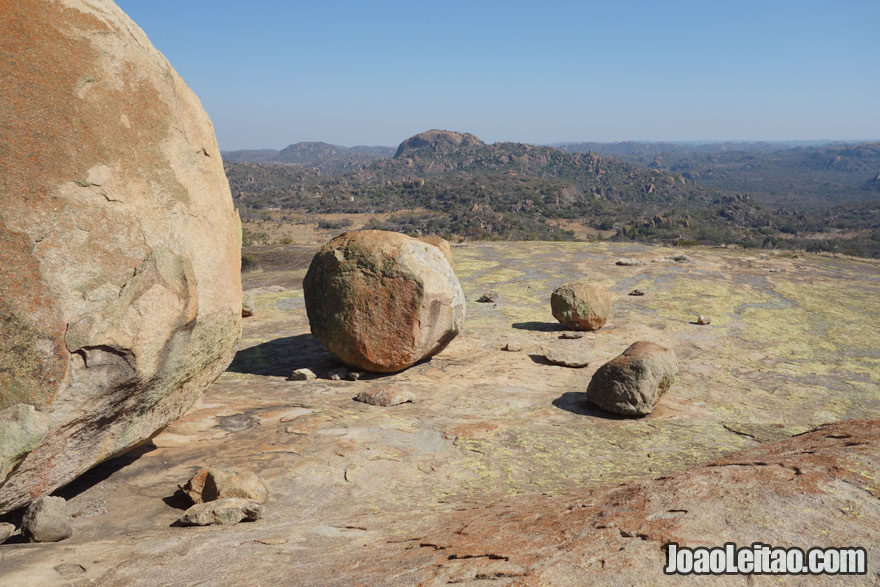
[0,1,241,514]
[586,341,678,416]
[303,231,465,372]
[551,283,612,331]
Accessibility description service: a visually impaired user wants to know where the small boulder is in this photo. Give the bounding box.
[0,522,14,544]
[288,368,317,381]
[615,258,645,266]
[178,498,263,526]
[477,291,498,303]
[355,387,414,407]
[181,469,269,505]
[303,231,465,372]
[347,371,364,381]
[551,283,612,331]
[670,254,691,263]
[542,345,590,368]
[21,496,72,543]
[629,289,645,296]
[696,315,711,325]
[586,341,677,416]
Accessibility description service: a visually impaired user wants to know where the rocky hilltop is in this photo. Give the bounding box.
[2,240,878,584]
[1,2,878,584]
[394,129,485,157]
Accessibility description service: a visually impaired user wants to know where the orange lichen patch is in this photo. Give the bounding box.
[340,272,423,371]
[1,2,177,203]
[0,222,68,409]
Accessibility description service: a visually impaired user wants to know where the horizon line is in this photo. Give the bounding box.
[221,137,880,152]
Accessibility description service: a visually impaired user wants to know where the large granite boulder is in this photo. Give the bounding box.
[551,283,612,331]
[586,341,677,416]
[303,231,465,372]
[417,235,454,267]
[0,0,241,514]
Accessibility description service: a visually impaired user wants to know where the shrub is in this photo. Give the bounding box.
[317,218,354,230]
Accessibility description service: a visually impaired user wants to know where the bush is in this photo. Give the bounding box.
[317,218,354,230]
[241,253,258,272]
[242,227,270,246]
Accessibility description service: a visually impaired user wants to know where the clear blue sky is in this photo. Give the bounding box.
[117,0,879,150]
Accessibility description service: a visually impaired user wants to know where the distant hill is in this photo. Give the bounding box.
[558,141,880,207]
[221,148,283,163]
[222,142,394,171]
[228,130,739,242]
[225,130,880,256]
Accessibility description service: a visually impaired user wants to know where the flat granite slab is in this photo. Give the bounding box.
[1,241,878,585]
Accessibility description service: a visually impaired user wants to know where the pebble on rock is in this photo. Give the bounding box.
[542,345,590,368]
[178,498,264,526]
[21,496,72,543]
[355,386,415,407]
[328,367,349,381]
[559,331,585,339]
[288,368,317,381]
[477,291,498,303]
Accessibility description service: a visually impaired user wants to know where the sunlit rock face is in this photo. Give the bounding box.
[0,0,242,514]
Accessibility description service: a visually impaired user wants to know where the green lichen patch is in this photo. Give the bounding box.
[0,404,51,482]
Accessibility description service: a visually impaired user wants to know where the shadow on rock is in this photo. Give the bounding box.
[528,354,555,366]
[552,392,634,420]
[512,321,566,332]
[226,334,338,377]
[52,441,159,502]
[162,489,194,512]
